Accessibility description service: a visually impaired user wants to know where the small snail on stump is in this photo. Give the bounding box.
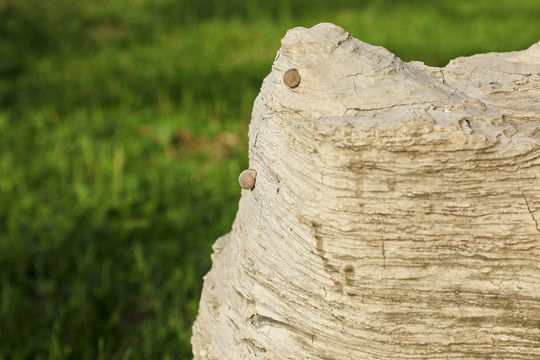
[283,68,301,88]
[239,169,257,190]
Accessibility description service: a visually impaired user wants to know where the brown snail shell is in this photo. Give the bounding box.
[238,169,257,190]
[283,68,301,88]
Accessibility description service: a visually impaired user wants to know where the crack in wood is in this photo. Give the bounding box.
[521,189,540,233]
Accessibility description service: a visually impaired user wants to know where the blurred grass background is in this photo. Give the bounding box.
[0,0,538,358]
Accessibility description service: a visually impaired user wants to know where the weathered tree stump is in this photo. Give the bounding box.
[192,23,540,359]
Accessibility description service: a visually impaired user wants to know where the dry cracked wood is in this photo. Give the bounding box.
[192,23,540,359]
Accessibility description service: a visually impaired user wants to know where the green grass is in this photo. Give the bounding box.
[0,0,538,358]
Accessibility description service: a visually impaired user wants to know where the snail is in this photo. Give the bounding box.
[283,68,301,88]
[238,169,257,190]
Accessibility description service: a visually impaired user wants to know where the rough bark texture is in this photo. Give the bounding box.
[192,23,540,359]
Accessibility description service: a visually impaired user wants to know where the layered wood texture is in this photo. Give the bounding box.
[192,23,540,359]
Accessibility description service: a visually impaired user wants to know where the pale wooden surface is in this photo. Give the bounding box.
[192,23,540,359]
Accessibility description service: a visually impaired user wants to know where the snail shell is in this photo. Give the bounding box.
[283,68,301,88]
[238,169,257,190]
